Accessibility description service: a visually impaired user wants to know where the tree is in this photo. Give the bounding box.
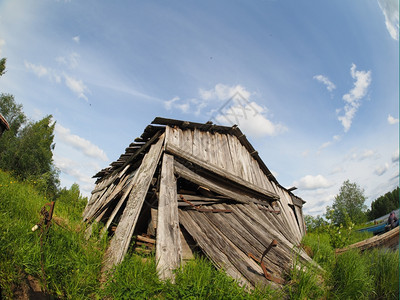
[0,93,27,134]
[304,214,327,232]
[367,187,399,220]
[326,180,367,225]
[0,96,59,196]
[0,58,6,77]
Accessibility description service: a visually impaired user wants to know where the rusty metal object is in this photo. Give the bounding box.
[179,195,231,213]
[40,201,55,227]
[32,201,56,293]
[248,239,285,284]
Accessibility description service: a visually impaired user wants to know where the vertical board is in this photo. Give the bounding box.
[156,153,182,282]
[104,134,165,270]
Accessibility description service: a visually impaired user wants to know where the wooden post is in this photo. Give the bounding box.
[103,134,165,271]
[156,153,182,282]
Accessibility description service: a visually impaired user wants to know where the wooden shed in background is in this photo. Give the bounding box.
[83,117,311,288]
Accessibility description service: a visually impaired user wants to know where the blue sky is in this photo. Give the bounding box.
[0,0,398,216]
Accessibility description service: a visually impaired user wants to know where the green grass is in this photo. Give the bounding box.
[0,169,398,299]
[0,170,105,299]
[302,228,399,300]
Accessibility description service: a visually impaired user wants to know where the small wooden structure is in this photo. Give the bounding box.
[0,113,9,137]
[83,117,312,288]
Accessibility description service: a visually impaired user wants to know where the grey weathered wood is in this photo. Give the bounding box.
[174,160,251,204]
[167,143,279,201]
[186,209,269,287]
[179,210,251,287]
[104,134,165,270]
[101,169,138,235]
[156,153,182,282]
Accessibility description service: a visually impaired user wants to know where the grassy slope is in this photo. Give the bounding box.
[0,170,398,299]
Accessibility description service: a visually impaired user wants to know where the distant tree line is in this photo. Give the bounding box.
[305,180,399,232]
[367,187,399,220]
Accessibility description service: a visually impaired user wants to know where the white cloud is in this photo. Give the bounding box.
[56,52,80,69]
[392,148,399,163]
[375,163,389,176]
[293,174,333,190]
[359,149,377,160]
[215,101,287,137]
[164,96,180,110]
[330,166,344,174]
[72,36,80,43]
[377,0,399,40]
[55,124,108,161]
[318,135,342,152]
[387,114,399,124]
[313,74,336,92]
[199,84,251,101]
[54,155,95,185]
[24,61,49,77]
[338,64,371,132]
[25,60,62,83]
[64,74,89,100]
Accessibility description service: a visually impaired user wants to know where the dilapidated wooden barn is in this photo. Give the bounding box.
[83,117,312,288]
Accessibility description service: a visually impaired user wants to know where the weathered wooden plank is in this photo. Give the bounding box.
[192,128,202,160]
[186,210,269,287]
[156,153,182,282]
[218,133,235,174]
[180,227,194,263]
[179,129,193,156]
[336,227,400,254]
[93,173,131,222]
[165,126,179,150]
[241,203,311,262]
[178,210,252,287]
[104,134,165,270]
[174,160,255,204]
[276,188,302,242]
[226,204,296,267]
[101,169,138,235]
[226,134,245,178]
[83,164,131,221]
[167,143,279,201]
[203,203,285,279]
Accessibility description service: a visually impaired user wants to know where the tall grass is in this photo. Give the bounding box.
[365,249,399,299]
[283,252,326,300]
[0,170,105,299]
[1,169,398,299]
[302,227,399,299]
[330,250,374,299]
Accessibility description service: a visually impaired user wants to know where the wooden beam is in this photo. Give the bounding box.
[103,134,165,271]
[166,143,279,201]
[156,153,182,282]
[174,160,263,205]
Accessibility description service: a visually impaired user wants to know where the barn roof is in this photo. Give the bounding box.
[84,117,310,288]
